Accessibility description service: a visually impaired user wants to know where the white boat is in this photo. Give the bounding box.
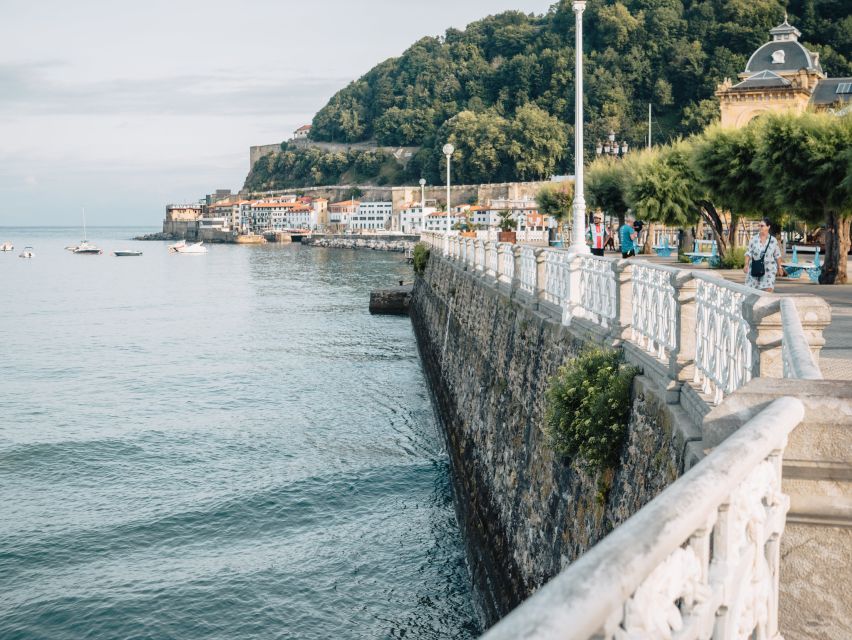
[19,246,34,258]
[0,241,13,252]
[114,250,143,257]
[167,239,186,252]
[171,240,208,254]
[69,208,103,254]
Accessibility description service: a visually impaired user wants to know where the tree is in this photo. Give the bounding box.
[507,103,569,180]
[754,112,852,284]
[440,110,510,184]
[690,123,768,247]
[587,156,630,224]
[537,181,574,237]
[626,140,731,259]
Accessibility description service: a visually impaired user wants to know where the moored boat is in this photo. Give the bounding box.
[114,250,143,257]
[171,240,208,254]
[0,241,13,252]
[19,246,34,258]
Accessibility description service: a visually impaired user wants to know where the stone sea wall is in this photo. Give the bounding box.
[410,255,686,624]
[301,234,417,253]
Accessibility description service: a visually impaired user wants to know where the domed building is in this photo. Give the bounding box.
[716,16,852,128]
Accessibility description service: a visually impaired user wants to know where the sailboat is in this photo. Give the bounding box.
[69,208,103,254]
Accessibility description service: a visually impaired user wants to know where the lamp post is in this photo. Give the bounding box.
[569,1,590,254]
[442,143,454,234]
[595,129,629,158]
[419,177,426,233]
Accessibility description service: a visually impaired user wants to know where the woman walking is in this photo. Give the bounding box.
[743,217,783,292]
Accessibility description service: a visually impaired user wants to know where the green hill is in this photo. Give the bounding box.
[245,0,851,191]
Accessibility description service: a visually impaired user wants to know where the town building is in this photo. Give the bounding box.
[717,16,852,128]
[349,201,394,231]
[399,203,438,234]
[328,200,360,232]
[425,210,457,232]
[293,125,312,140]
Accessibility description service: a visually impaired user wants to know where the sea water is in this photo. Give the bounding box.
[0,227,479,640]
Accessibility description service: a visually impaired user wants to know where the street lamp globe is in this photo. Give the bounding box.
[442,143,454,157]
[419,178,426,187]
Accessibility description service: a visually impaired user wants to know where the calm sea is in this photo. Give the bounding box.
[0,227,479,640]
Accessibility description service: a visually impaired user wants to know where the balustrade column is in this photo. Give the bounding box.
[611,260,634,342]
[535,249,548,308]
[745,297,785,378]
[512,245,522,293]
[670,271,698,386]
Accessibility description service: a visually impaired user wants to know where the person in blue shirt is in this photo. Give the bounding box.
[619,215,638,258]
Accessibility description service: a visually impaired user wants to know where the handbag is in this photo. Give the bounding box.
[750,237,772,278]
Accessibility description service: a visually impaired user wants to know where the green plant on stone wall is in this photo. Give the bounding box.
[545,347,639,471]
[412,242,430,276]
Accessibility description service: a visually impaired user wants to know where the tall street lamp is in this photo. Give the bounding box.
[443,143,454,233]
[419,177,426,233]
[569,1,590,255]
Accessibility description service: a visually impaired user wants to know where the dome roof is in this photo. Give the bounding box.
[745,40,822,75]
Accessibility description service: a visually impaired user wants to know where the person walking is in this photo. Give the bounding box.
[587,212,609,256]
[744,217,783,293]
[619,215,638,258]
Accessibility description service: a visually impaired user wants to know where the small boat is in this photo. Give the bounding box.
[114,250,143,257]
[171,240,208,254]
[19,246,34,258]
[167,239,186,252]
[0,241,13,252]
[69,207,103,254]
[72,240,103,255]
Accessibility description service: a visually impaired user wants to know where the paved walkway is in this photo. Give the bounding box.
[634,252,852,381]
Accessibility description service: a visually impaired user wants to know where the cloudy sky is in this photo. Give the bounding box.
[0,0,552,227]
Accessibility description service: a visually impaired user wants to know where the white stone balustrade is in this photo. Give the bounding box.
[418,232,828,406]
[474,240,485,272]
[518,246,538,295]
[480,397,804,640]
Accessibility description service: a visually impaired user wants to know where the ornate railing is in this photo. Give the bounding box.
[693,276,754,406]
[418,232,826,405]
[576,255,617,328]
[518,246,537,295]
[481,397,804,640]
[631,262,678,362]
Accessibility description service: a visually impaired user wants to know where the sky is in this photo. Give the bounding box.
[0,0,553,227]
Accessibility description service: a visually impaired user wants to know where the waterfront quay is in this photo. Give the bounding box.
[415,232,850,639]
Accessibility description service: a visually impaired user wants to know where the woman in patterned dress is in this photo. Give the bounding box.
[743,218,783,292]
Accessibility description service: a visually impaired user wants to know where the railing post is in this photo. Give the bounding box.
[745,296,785,378]
[485,242,496,279]
[670,270,698,386]
[512,245,522,294]
[611,259,633,342]
[536,248,548,308]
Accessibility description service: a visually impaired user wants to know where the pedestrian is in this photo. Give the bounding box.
[587,212,608,257]
[744,217,783,293]
[633,218,645,252]
[619,216,638,258]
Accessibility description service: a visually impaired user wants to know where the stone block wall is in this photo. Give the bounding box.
[410,255,686,624]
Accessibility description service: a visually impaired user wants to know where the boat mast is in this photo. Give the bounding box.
[82,207,87,241]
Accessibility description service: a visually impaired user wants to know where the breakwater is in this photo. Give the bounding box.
[410,252,684,623]
[301,234,417,252]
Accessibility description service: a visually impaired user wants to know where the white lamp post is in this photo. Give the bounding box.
[443,143,454,233]
[419,177,426,233]
[569,1,590,254]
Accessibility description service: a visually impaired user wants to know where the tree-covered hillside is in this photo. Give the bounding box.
[246,0,851,190]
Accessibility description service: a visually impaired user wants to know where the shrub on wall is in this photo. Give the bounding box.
[545,347,639,471]
[716,246,746,269]
[412,242,430,276]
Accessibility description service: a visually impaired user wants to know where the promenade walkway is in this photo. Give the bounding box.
[638,252,852,379]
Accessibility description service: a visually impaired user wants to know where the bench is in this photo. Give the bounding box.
[782,246,822,283]
[653,236,674,257]
[684,240,720,266]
